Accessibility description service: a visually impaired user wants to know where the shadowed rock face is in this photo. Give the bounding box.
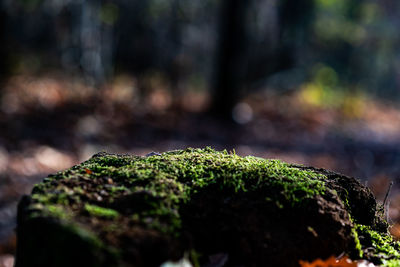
[14,148,391,267]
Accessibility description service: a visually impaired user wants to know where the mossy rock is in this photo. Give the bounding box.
[15,148,400,267]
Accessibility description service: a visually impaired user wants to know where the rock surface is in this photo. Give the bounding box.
[15,148,400,267]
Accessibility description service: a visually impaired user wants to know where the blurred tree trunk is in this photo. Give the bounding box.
[168,0,183,95]
[210,0,251,119]
[0,7,8,85]
[278,0,314,45]
[210,0,315,120]
[80,0,104,84]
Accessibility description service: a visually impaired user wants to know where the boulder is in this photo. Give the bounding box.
[15,148,400,267]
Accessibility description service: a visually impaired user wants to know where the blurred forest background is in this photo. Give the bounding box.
[2,0,400,265]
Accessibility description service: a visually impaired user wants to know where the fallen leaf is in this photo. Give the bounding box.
[299,256,357,267]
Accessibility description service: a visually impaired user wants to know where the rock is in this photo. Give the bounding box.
[14,148,399,267]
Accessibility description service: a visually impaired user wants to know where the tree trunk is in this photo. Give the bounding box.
[210,0,251,119]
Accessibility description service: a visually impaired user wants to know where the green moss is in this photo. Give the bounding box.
[46,204,70,220]
[29,148,331,231]
[355,224,400,266]
[383,259,400,267]
[109,186,129,194]
[84,204,119,219]
[27,147,331,242]
[346,213,364,258]
[86,147,326,202]
[351,227,363,258]
[103,223,121,233]
[189,249,201,267]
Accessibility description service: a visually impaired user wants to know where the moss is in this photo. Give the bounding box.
[84,204,119,219]
[355,224,400,266]
[109,186,129,194]
[351,227,363,258]
[383,259,400,267]
[188,249,201,267]
[46,204,70,220]
[31,148,328,225]
[65,223,106,249]
[86,147,326,202]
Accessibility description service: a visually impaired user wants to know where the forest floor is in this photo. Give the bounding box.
[1,73,400,266]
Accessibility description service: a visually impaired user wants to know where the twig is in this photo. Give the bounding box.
[383,181,393,222]
[383,181,393,208]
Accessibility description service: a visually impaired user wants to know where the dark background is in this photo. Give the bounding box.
[2,0,400,264]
